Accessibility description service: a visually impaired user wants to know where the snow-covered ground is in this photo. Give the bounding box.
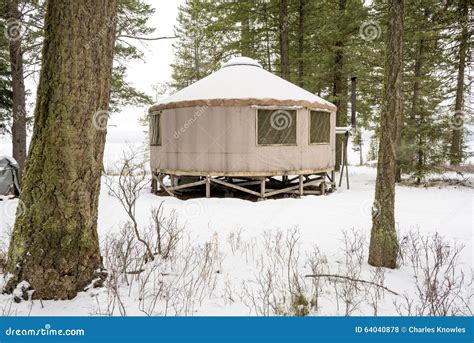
[0,160,472,315]
[0,111,473,316]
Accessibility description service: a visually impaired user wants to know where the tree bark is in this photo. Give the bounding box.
[449,0,469,165]
[5,0,117,300]
[279,0,290,80]
[263,2,272,72]
[368,0,404,269]
[296,0,307,87]
[413,40,425,184]
[333,0,348,170]
[239,0,252,57]
[7,1,27,179]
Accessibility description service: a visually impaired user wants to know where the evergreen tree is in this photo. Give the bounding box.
[397,0,447,183]
[111,0,157,111]
[448,0,471,165]
[0,22,12,131]
[5,0,118,300]
[368,0,404,269]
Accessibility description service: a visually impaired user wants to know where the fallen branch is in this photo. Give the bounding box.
[126,269,145,275]
[305,273,399,296]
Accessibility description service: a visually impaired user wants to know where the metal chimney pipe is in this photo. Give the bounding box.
[350,76,357,129]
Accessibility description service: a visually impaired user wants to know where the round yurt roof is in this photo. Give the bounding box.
[150,56,336,112]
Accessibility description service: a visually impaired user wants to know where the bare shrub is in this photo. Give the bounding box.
[103,225,145,286]
[335,228,366,316]
[305,247,329,312]
[367,267,386,316]
[0,225,12,275]
[149,204,183,260]
[137,262,164,316]
[0,244,7,275]
[0,298,16,316]
[105,148,154,261]
[395,231,471,316]
[227,228,243,256]
[240,228,313,316]
[166,234,223,315]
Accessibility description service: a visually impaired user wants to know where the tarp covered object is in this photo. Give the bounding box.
[0,156,20,196]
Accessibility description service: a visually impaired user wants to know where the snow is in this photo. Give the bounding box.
[0,161,472,316]
[156,57,334,108]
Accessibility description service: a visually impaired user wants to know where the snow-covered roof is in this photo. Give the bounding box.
[150,57,336,112]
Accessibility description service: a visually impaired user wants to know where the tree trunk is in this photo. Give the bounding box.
[239,0,252,57]
[7,1,27,179]
[5,0,117,300]
[449,0,469,165]
[263,2,272,72]
[368,0,404,269]
[396,38,425,182]
[333,0,347,170]
[296,0,307,87]
[279,0,290,80]
[414,39,426,184]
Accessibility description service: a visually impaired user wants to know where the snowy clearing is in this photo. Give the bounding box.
[0,165,472,316]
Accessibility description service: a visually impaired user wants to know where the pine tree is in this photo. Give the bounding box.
[0,16,12,131]
[448,0,471,165]
[396,0,447,183]
[5,0,117,300]
[368,0,404,269]
[171,0,226,90]
[111,0,156,111]
[1,0,30,176]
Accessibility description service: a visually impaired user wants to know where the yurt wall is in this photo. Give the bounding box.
[150,105,335,177]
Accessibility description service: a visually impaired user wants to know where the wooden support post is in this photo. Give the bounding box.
[157,174,174,197]
[158,174,164,191]
[331,170,336,190]
[320,181,326,195]
[299,175,303,196]
[260,177,265,199]
[345,155,350,189]
[206,176,211,198]
[338,132,350,189]
[338,139,345,187]
[151,173,157,194]
[170,175,176,187]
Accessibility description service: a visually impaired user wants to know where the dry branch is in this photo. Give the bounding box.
[305,273,399,296]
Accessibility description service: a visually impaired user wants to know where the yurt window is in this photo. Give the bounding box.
[257,109,297,145]
[149,112,161,146]
[309,110,330,144]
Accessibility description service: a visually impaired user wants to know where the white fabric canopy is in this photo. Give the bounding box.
[152,57,335,111]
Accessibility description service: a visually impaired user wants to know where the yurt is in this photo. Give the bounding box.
[149,57,338,198]
[0,156,20,197]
